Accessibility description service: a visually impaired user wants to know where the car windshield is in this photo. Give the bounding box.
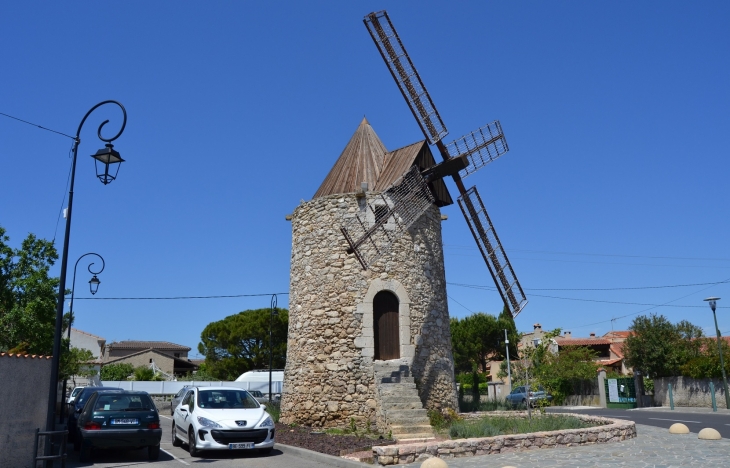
[250,391,263,397]
[198,390,259,409]
[95,394,155,411]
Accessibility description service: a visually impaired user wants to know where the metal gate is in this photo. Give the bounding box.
[604,377,637,409]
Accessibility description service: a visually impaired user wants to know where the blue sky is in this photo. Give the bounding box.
[2,1,729,357]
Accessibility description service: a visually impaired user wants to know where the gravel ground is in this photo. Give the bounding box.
[274,423,394,456]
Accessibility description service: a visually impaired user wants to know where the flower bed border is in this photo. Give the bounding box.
[372,412,636,465]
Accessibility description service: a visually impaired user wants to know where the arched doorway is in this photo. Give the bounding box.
[374,291,400,360]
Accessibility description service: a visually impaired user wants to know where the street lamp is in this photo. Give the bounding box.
[59,253,105,424]
[269,294,278,404]
[45,101,126,457]
[704,297,730,409]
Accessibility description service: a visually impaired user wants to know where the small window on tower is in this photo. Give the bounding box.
[174,353,180,358]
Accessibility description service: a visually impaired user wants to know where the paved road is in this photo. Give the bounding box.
[64,413,343,468]
[442,423,730,468]
[546,406,730,438]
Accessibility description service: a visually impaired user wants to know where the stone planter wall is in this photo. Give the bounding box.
[372,412,636,465]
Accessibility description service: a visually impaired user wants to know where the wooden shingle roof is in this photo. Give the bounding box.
[313,117,387,199]
[314,118,453,206]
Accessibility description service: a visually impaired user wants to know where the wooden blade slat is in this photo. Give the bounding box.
[364,11,448,145]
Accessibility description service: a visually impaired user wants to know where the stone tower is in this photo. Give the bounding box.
[280,118,458,439]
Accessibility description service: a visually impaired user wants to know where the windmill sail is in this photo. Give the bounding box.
[364,11,448,145]
[341,165,435,269]
[446,120,510,178]
[457,186,527,316]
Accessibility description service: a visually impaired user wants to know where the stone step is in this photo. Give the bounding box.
[377,376,415,384]
[394,435,436,443]
[383,408,429,420]
[378,382,417,391]
[380,399,423,408]
[389,424,434,435]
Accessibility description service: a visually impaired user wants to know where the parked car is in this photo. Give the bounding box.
[506,385,553,408]
[248,390,267,404]
[172,386,275,456]
[67,386,85,405]
[75,390,162,462]
[68,387,124,441]
[170,385,193,415]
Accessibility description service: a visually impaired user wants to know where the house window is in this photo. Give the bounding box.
[174,353,180,358]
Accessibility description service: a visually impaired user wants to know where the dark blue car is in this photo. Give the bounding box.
[67,387,123,442]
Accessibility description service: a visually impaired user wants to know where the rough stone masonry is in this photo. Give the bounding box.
[280,193,458,430]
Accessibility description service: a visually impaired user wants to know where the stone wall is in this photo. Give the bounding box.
[281,193,458,429]
[0,353,53,468]
[372,412,636,465]
[654,376,728,408]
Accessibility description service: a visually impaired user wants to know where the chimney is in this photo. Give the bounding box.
[533,323,542,331]
[590,332,596,338]
[563,331,572,338]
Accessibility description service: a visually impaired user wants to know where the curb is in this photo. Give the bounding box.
[276,443,372,468]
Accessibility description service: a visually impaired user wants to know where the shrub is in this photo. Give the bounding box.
[264,401,281,423]
[449,415,591,439]
[100,363,134,381]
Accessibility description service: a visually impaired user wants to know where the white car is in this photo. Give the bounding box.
[67,386,85,404]
[172,386,275,456]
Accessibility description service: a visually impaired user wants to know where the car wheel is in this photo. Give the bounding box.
[172,421,182,447]
[79,438,92,463]
[188,428,201,457]
[148,444,160,460]
[73,434,80,452]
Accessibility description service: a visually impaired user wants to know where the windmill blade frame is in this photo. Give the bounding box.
[446,120,510,178]
[457,186,527,316]
[341,165,436,269]
[364,10,448,145]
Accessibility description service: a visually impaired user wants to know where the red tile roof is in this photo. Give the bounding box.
[610,343,625,359]
[0,352,52,360]
[555,338,611,346]
[603,331,632,338]
[107,341,190,351]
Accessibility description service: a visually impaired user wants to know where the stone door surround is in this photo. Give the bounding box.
[354,279,416,362]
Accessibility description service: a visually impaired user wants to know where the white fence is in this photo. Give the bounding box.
[101,380,282,395]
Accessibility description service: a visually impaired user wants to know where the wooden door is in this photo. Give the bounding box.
[374,291,399,360]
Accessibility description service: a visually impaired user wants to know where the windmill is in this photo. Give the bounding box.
[340,10,527,317]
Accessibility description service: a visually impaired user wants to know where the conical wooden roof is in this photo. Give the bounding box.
[313,117,387,199]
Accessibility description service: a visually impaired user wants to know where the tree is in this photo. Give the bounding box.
[497,304,519,360]
[450,312,503,374]
[101,363,134,381]
[0,225,60,354]
[624,314,704,378]
[198,308,288,380]
[59,343,96,383]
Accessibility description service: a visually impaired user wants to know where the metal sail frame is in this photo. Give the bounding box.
[356,10,527,316]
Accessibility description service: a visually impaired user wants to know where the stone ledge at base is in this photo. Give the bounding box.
[372,413,636,466]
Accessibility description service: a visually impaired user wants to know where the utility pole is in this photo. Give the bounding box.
[504,329,512,392]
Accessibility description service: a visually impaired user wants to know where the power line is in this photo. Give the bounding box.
[443,244,730,263]
[447,294,473,314]
[448,279,730,292]
[75,292,288,300]
[0,111,75,139]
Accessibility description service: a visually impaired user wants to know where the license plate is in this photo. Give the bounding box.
[228,442,254,449]
[111,418,139,425]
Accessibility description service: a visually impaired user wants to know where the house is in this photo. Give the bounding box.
[102,341,198,377]
[70,328,106,363]
[554,330,632,375]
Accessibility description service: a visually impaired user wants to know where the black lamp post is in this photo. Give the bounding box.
[269,294,278,403]
[45,101,126,461]
[704,297,730,409]
[59,253,105,424]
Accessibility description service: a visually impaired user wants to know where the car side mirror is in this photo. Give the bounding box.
[180,405,188,412]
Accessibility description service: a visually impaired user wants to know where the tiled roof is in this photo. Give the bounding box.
[597,358,622,366]
[107,341,190,351]
[0,352,52,360]
[610,343,625,359]
[555,338,611,346]
[603,331,632,339]
[71,328,106,340]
